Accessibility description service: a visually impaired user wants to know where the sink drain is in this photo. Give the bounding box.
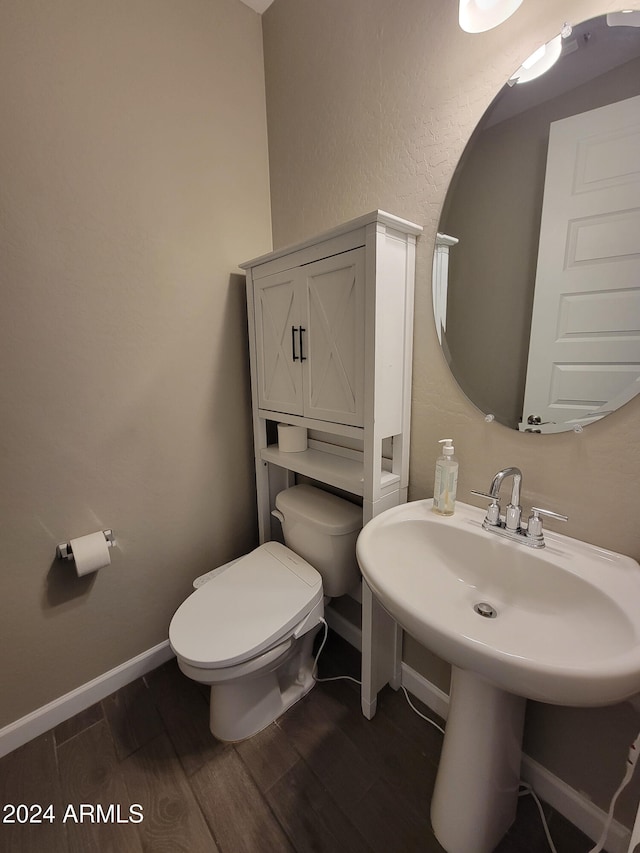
[474,602,497,619]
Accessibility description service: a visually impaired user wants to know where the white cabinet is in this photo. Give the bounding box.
[254,247,365,426]
[241,210,422,720]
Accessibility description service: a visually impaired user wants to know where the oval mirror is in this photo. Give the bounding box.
[435,12,640,433]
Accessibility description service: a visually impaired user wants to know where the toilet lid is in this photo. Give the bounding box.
[169,542,323,669]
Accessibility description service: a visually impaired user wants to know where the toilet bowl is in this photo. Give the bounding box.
[169,485,362,742]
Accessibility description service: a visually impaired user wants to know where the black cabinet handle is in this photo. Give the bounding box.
[299,327,307,361]
[292,325,299,361]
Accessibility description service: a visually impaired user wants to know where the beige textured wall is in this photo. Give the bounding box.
[263,0,640,827]
[0,0,271,728]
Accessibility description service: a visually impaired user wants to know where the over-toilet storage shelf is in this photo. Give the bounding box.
[260,440,401,498]
[240,209,422,721]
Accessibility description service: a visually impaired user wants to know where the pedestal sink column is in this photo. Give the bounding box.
[431,667,526,853]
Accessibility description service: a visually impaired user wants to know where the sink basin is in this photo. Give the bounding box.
[357,498,640,853]
[357,498,640,706]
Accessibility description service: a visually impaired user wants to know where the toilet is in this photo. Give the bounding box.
[169,484,362,742]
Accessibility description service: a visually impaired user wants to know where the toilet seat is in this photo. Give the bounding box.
[169,542,322,670]
[176,637,296,685]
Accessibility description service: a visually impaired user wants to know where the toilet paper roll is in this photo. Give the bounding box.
[277,423,308,452]
[70,531,111,577]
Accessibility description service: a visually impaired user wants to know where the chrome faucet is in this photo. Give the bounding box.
[471,467,567,548]
[487,466,522,531]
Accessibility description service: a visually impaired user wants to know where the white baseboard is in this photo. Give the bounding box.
[0,641,174,759]
[324,605,362,651]
[327,610,631,853]
[400,661,450,721]
[520,754,630,853]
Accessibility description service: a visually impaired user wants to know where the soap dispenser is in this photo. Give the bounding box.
[432,438,458,516]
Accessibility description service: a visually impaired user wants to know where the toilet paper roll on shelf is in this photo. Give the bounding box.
[56,530,115,577]
[277,423,308,452]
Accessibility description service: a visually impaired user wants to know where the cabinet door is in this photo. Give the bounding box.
[301,248,365,426]
[254,269,304,416]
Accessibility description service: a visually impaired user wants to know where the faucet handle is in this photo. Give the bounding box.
[526,507,568,541]
[530,507,568,522]
[470,490,501,526]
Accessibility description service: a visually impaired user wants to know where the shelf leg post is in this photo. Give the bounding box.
[361,580,402,718]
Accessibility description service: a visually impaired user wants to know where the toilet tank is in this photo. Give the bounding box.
[274,485,362,597]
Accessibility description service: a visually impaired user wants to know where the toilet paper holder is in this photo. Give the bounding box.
[56,530,115,561]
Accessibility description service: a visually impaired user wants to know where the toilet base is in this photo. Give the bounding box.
[209,626,320,742]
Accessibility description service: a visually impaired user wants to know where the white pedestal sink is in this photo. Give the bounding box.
[356,499,640,853]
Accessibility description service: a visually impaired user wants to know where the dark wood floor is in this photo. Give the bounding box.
[0,632,591,853]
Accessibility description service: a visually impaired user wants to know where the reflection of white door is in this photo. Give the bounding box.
[520,95,640,433]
